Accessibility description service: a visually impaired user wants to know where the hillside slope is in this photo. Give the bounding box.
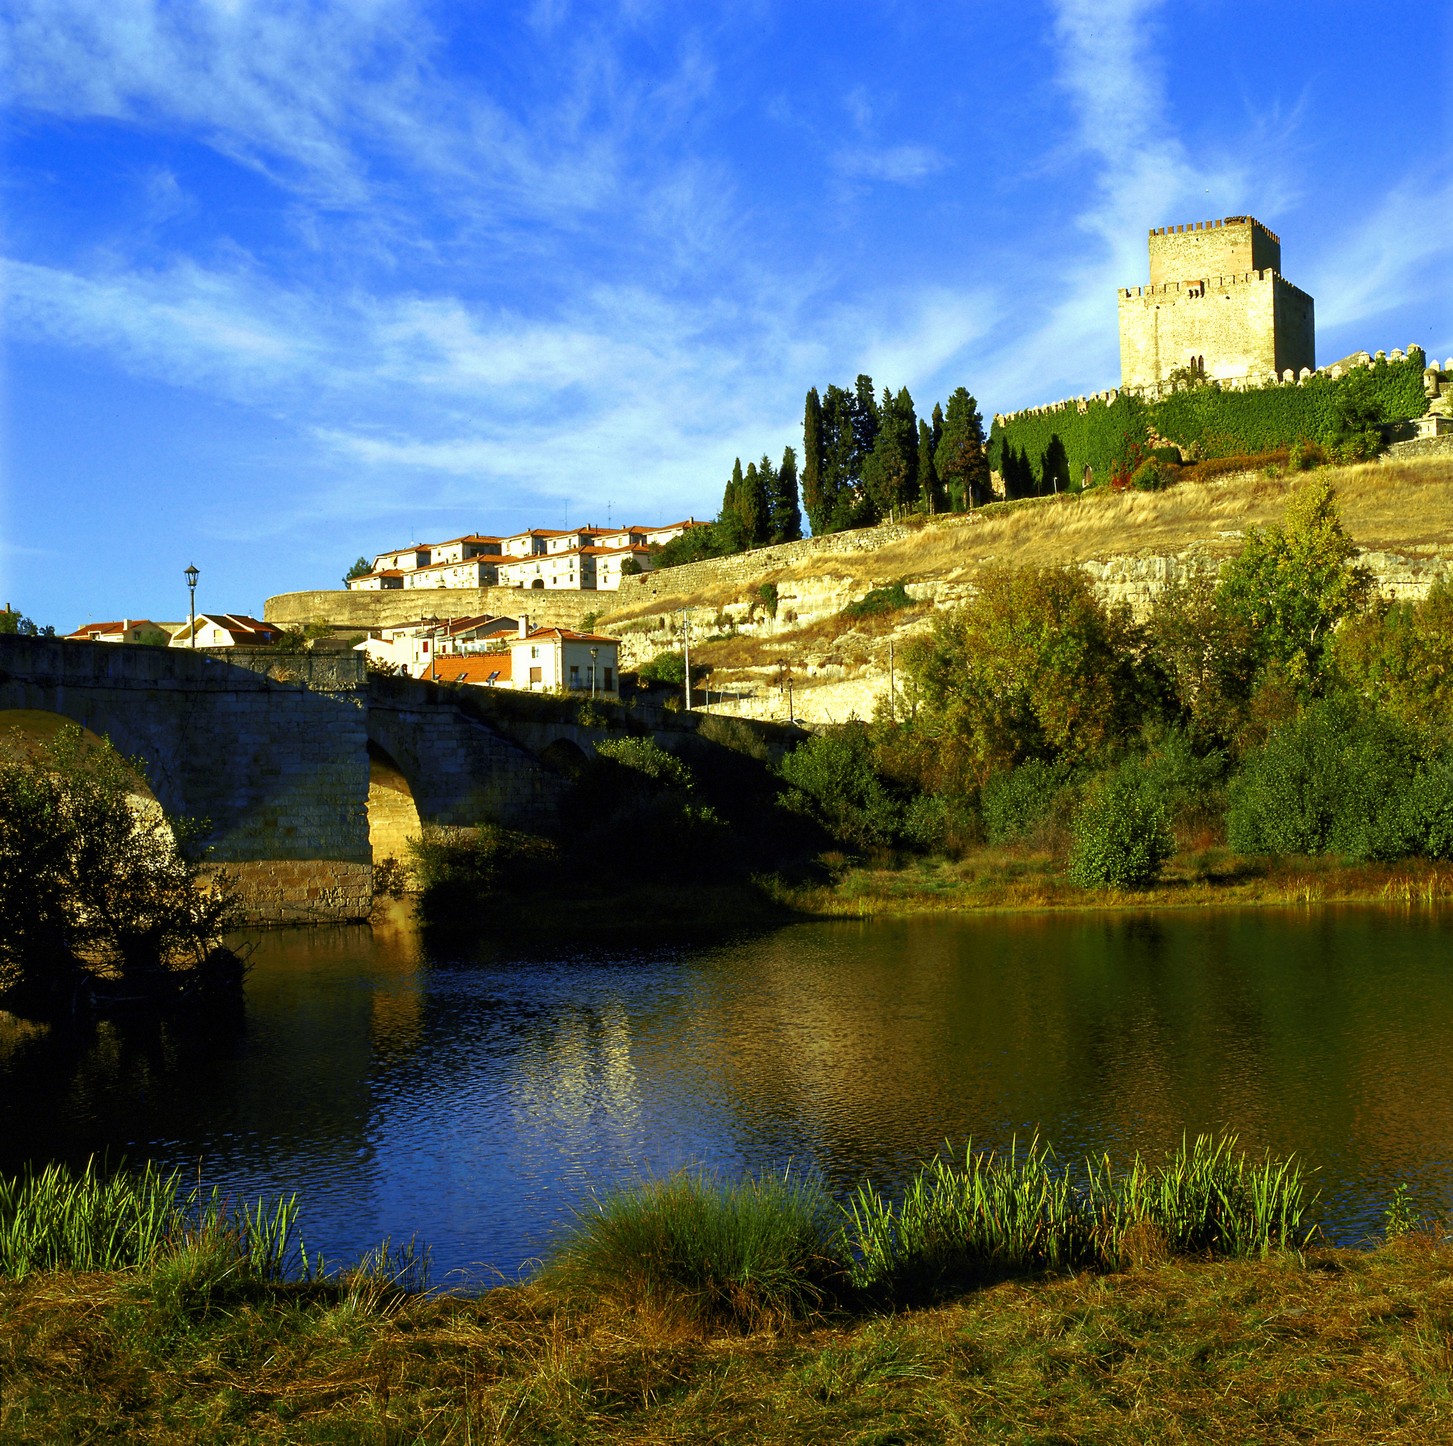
[599,456,1453,726]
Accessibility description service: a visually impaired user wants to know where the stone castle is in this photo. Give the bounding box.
[1117,216,1315,394]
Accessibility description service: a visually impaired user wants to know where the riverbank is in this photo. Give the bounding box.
[774,849,1453,918]
[2,1240,1450,1441]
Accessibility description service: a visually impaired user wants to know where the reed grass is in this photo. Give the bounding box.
[841,1133,1317,1300]
[0,1158,305,1283]
[544,1169,843,1330]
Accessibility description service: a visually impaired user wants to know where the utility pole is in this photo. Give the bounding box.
[682,608,692,711]
[888,637,896,723]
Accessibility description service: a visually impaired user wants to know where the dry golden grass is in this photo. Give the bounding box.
[5,1241,1453,1441]
[602,456,1453,625]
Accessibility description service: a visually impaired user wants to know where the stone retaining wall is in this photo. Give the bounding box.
[264,586,603,630]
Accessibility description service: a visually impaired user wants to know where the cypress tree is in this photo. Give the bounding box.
[720,457,747,551]
[917,417,940,514]
[771,446,803,542]
[821,384,859,533]
[802,388,827,536]
[741,460,771,547]
[862,386,919,519]
[937,387,990,510]
[852,374,881,476]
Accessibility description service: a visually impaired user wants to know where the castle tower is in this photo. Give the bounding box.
[1117,216,1314,393]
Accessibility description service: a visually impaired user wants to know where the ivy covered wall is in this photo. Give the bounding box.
[990,349,1429,488]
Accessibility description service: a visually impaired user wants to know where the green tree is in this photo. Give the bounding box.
[821,384,864,533]
[1068,774,1175,888]
[936,388,990,511]
[802,388,827,535]
[343,556,372,584]
[768,446,803,543]
[1216,475,1369,692]
[1332,580,1453,747]
[916,418,942,514]
[1040,435,1070,495]
[740,461,771,548]
[902,565,1146,777]
[861,387,919,518]
[0,609,54,638]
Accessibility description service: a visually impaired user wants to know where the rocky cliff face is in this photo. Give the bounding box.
[603,543,1453,728]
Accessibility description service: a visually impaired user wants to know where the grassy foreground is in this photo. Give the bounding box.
[3,1241,1452,1442]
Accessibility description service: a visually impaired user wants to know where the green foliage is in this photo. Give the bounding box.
[990,351,1427,487]
[980,759,1078,846]
[0,727,238,1007]
[653,522,735,568]
[1216,475,1369,692]
[1406,759,1453,860]
[1226,700,1420,860]
[343,556,372,584]
[408,825,561,915]
[635,650,709,689]
[0,1160,305,1285]
[768,446,803,543]
[594,736,695,792]
[546,1170,840,1330]
[936,387,990,510]
[861,386,920,517]
[840,580,913,620]
[0,608,54,637]
[903,565,1147,776]
[1131,456,1173,491]
[916,417,942,513]
[802,387,827,535]
[777,723,902,850]
[756,581,780,617]
[1332,580,1453,746]
[1067,773,1175,888]
[842,1134,1315,1300]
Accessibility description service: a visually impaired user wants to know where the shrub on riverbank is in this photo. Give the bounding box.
[545,1171,842,1331]
[0,727,241,1017]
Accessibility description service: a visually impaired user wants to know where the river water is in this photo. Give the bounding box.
[3,906,1452,1284]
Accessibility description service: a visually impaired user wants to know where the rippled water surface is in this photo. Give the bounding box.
[4,906,1453,1281]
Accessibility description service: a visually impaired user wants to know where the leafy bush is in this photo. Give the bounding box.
[979,760,1078,846]
[757,581,779,617]
[0,727,238,1010]
[841,580,913,620]
[634,650,710,689]
[1226,701,1419,860]
[899,791,981,854]
[545,1171,841,1330]
[1131,457,1173,491]
[1067,774,1175,888]
[594,736,695,791]
[1401,757,1453,860]
[776,724,902,851]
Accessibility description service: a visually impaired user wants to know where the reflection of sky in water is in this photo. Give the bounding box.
[3,907,1453,1283]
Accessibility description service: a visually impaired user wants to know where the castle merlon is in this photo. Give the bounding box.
[1118,271,1313,302]
[1148,215,1282,245]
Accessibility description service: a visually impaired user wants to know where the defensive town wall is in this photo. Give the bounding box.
[264,585,602,631]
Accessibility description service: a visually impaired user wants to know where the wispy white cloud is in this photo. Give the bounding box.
[831,145,948,185]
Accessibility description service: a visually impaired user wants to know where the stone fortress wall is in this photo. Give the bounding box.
[1118,216,1314,393]
[264,585,602,631]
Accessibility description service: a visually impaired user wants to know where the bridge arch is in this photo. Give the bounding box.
[366,740,422,864]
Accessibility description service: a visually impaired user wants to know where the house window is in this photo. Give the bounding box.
[531,646,539,658]
[570,665,581,687]
[529,666,542,684]
[603,667,614,691]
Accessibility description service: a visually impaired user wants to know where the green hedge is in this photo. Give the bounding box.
[990,350,1428,485]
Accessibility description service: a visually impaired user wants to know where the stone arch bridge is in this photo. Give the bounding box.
[0,636,795,922]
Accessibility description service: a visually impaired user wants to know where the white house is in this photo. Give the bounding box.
[509,620,620,695]
[404,556,501,589]
[65,618,171,646]
[169,614,283,647]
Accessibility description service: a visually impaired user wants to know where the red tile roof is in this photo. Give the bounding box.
[517,627,620,644]
[438,654,513,685]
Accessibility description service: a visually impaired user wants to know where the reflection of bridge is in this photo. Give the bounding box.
[0,636,794,922]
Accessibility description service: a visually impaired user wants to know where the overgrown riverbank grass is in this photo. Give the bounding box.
[783,847,1453,917]
[5,1240,1453,1441]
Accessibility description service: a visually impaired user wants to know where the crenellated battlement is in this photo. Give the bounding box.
[1118,269,1312,301]
[1149,215,1281,245]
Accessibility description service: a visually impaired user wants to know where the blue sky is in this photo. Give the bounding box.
[3,0,1450,631]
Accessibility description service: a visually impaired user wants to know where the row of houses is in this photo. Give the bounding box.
[347,519,704,593]
[65,614,283,647]
[64,610,626,696]
[357,615,621,695]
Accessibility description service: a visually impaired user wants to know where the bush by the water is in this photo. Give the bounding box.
[776,722,904,851]
[980,759,1078,846]
[0,726,240,1015]
[1067,774,1175,888]
[546,1171,841,1331]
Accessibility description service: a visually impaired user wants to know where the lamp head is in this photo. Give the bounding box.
[184,564,200,588]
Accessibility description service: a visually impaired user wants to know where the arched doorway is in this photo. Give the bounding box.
[366,741,422,865]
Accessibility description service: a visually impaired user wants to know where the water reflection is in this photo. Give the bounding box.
[3,905,1453,1281]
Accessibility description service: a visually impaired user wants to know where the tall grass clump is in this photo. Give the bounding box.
[545,1170,842,1330]
[841,1134,1316,1300]
[0,1159,304,1285]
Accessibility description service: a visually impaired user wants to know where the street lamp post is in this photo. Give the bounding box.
[184,564,199,648]
[589,646,598,699]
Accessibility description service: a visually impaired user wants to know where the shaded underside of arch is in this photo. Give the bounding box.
[367,740,422,865]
